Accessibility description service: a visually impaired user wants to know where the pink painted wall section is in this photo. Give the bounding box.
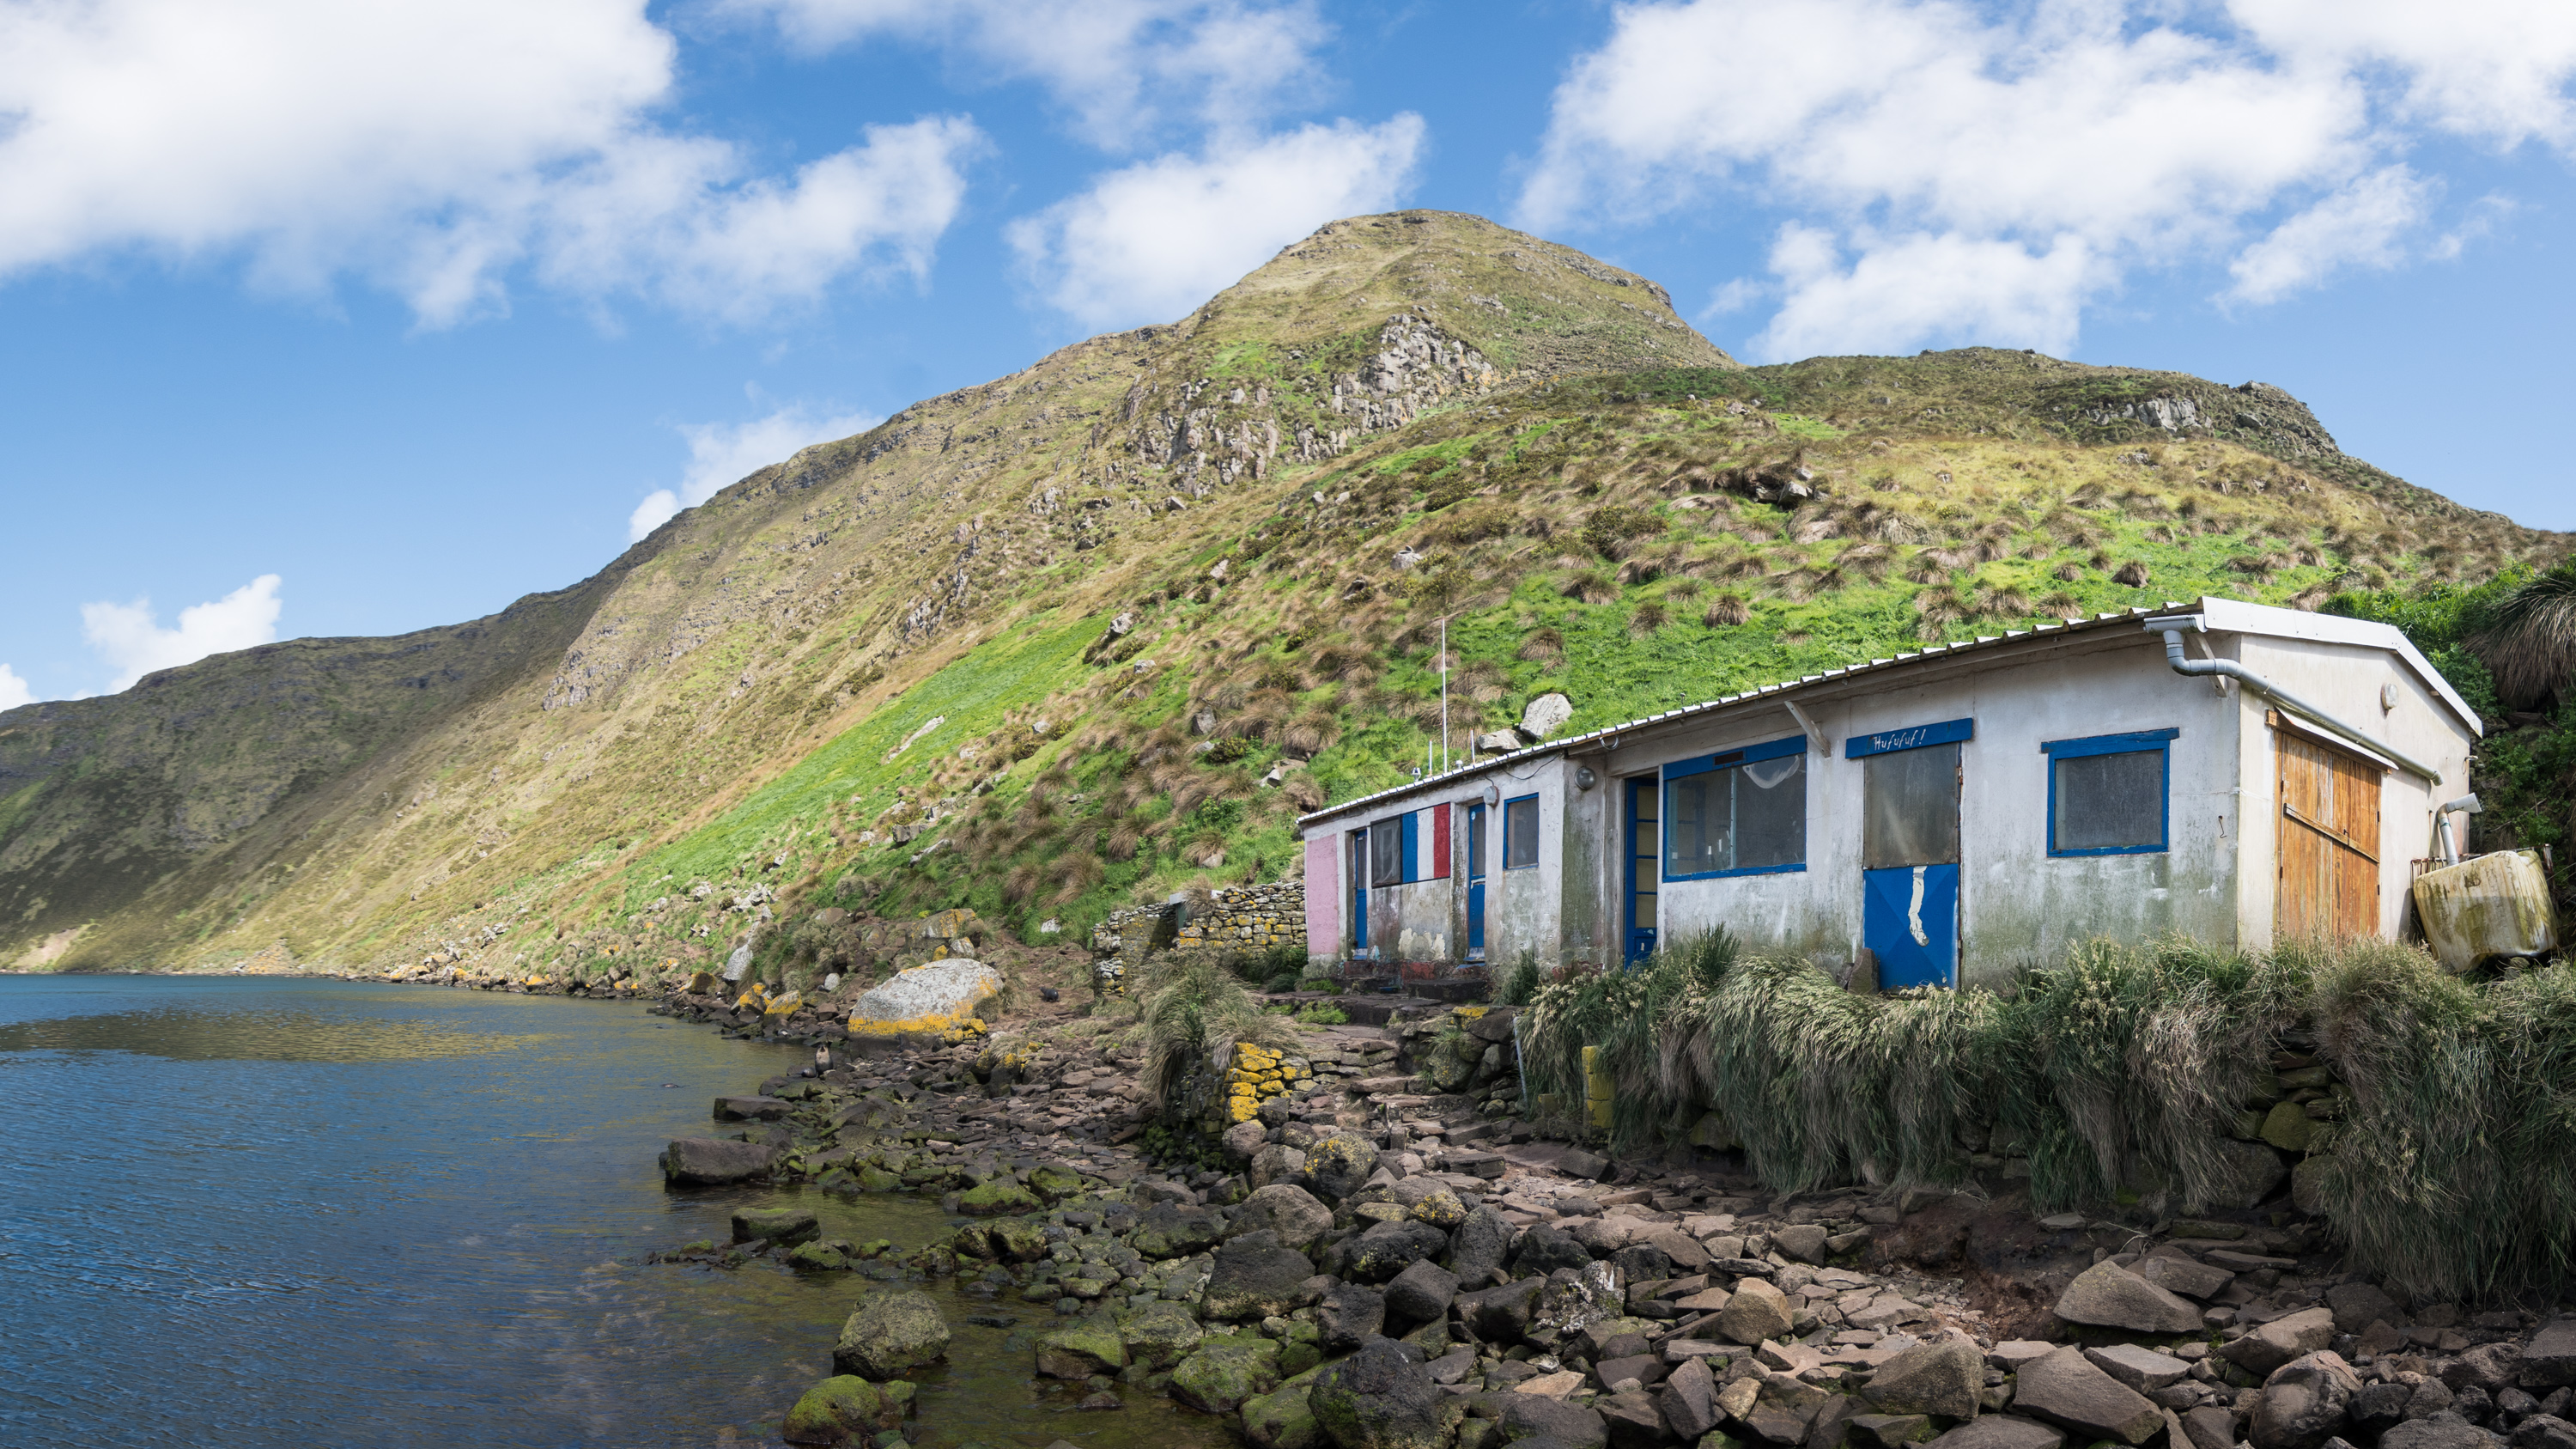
[1304,836,1340,958]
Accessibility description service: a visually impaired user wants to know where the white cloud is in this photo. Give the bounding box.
[1517,0,2576,359]
[722,0,1330,149]
[81,575,283,692]
[2224,167,2431,307]
[0,664,33,711]
[629,405,883,539]
[1007,115,1426,328]
[0,1,984,326]
[1757,225,2101,359]
[2231,0,2576,152]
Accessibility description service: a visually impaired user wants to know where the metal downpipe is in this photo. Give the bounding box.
[2149,620,2443,783]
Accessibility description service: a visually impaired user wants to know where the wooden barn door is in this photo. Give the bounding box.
[2275,721,2384,940]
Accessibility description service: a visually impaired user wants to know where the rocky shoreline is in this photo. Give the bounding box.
[629,983,2576,1449]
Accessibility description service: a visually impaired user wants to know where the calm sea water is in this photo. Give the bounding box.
[0,976,1227,1449]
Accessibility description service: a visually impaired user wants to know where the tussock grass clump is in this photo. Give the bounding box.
[1519,930,2576,1299]
[1127,947,1301,1111]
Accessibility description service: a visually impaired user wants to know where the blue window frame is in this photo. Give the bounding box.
[1846,716,1973,758]
[2043,728,2178,856]
[1502,794,1540,869]
[1662,734,1808,880]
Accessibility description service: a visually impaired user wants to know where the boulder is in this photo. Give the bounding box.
[2202,1138,2291,1210]
[1455,1277,1544,1342]
[660,1136,781,1187]
[2014,1346,2164,1446]
[2517,1419,2576,1449]
[1850,1416,1933,1449]
[1172,1336,1285,1414]
[1121,1301,1206,1371]
[1252,1144,1309,1190]
[1868,1338,1987,1419]
[1664,1356,1721,1440]
[1205,1232,1320,1321]
[2251,1351,2361,1449]
[1246,1384,1326,1449]
[714,1095,793,1121]
[2052,1260,2203,1335]
[1308,1133,1383,1202]
[1348,1220,1452,1284]
[844,959,1001,1045]
[1771,1225,1830,1264]
[1320,1282,1388,1352]
[1716,1277,1795,1346]
[2085,1344,2192,1393]
[1594,1389,1669,1449]
[1487,1391,1609,1449]
[1233,1184,1336,1251]
[1037,1314,1129,1379]
[2526,1323,2576,1390]
[1313,1337,1454,1449]
[2443,1344,2524,1396]
[2291,1157,2330,1216]
[987,1217,1052,1263]
[2325,1283,2402,1336]
[781,1375,909,1446]
[2135,1256,2235,1301]
[732,1206,821,1245]
[2182,1406,2239,1449]
[1386,1260,1461,1328]
[833,1290,951,1379]
[1520,694,1576,741]
[1027,1166,1088,1204]
[956,1178,1042,1215]
[2383,1420,2502,1449]
[1513,1225,1593,1279]
[2221,1308,2338,1379]
[1924,1419,2069,1449]
[1225,1119,1271,1160]
[1132,1202,1225,1259]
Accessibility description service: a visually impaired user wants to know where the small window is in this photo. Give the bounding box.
[1862,744,1960,869]
[1503,795,1540,869]
[2044,729,2176,856]
[1370,815,1406,886]
[1664,737,1807,879]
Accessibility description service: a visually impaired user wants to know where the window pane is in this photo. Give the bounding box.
[1736,752,1806,870]
[2055,750,2164,851]
[1504,799,1539,868]
[1862,744,1959,869]
[1371,816,1406,886]
[1664,775,1723,876]
[1467,808,1486,879]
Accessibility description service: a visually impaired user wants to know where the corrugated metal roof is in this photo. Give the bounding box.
[1295,595,2467,829]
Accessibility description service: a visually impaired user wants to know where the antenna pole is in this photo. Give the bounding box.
[1440,617,1449,775]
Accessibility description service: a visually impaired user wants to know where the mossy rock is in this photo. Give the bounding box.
[781,1375,909,1446]
[1171,1336,1284,1414]
[1036,1313,1128,1379]
[833,1291,951,1379]
[732,1207,821,1245]
[788,1241,853,1272]
[1120,1300,1206,1371]
[956,1179,1042,1215]
[988,1218,1052,1263]
[1027,1166,1089,1203]
[858,1166,905,1192]
[1243,1383,1324,1449]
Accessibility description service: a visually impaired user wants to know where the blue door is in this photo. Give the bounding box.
[1625,777,1659,965]
[1863,864,1959,989]
[1854,726,1966,989]
[1349,830,1370,957]
[1465,804,1487,957]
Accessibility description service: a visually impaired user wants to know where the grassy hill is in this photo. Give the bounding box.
[3,210,2567,978]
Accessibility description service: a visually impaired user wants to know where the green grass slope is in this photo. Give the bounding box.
[2,210,2567,977]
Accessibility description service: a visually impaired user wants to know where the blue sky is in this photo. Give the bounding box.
[4,0,2575,706]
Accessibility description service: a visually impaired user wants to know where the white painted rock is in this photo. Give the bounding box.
[848,959,1001,1042]
[721,944,752,982]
